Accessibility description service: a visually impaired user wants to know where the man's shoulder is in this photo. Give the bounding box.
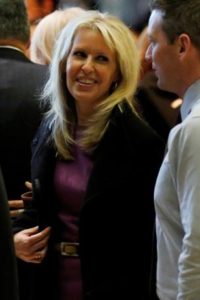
[23,61,48,82]
[168,111,200,150]
[0,47,48,77]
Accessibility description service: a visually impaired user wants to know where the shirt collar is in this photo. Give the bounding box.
[0,45,24,53]
[181,79,200,121]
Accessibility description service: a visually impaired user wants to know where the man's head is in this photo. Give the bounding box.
[0,0,30,46]
[150,0,200,48]
[146,0,200,97]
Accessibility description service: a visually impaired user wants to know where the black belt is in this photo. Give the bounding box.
[55,242,79,257]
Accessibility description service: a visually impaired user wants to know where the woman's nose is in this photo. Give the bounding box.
[81,57,94,73]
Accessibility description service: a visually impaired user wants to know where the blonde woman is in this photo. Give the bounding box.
[14,11,164,300]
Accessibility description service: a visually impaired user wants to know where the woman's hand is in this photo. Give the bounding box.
[14,226,51,264]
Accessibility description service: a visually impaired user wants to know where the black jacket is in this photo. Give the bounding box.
[0,47,48,199]
[0,167,19,300]
[0,47,48,300]
[14,103,164,300]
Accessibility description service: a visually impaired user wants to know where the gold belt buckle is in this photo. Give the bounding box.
[60,242,79,257]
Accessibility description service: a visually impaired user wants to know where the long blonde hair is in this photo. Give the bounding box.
[42,10,140,159]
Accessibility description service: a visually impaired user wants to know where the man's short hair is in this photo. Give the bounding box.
[151,0,200,49]
[0,0,30,43]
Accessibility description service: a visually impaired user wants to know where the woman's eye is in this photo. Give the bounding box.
[73,51,86,58]
[97,55,108,62]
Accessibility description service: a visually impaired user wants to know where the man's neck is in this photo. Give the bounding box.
[0,39,27,53]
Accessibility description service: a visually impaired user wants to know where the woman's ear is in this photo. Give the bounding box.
[109,81,118,94]
[112,81,118,90]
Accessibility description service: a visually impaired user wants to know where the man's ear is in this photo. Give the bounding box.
[177,33,191,56]
[25,39,30,51]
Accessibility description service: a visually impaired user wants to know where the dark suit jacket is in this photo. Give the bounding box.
[14,103,164,300]
[0,47,48,300]
[0,167,19,300]
[0,47,48,199]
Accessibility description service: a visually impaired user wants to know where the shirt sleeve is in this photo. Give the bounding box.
[172,117,200,299]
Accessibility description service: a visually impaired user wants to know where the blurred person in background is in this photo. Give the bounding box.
[96,0,150,34]
[30,6,86,65]
[25,0,55,39]
[55,0,96,9]
[13,10,164,300]
[25,0,55,23]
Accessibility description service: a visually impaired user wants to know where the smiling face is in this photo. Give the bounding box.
[146,10,181,94]
[66,27,119,124]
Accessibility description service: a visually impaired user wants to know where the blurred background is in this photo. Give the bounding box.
[25,0,150,34]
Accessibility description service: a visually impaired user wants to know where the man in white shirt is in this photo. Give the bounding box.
[146,0,200,299]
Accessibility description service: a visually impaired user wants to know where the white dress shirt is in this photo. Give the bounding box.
[154,79,200,300]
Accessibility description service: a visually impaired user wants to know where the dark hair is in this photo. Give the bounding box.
[0,0,30,43]
[151,0,200,49]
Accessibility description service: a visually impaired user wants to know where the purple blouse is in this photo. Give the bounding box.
[54,138,93,300]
